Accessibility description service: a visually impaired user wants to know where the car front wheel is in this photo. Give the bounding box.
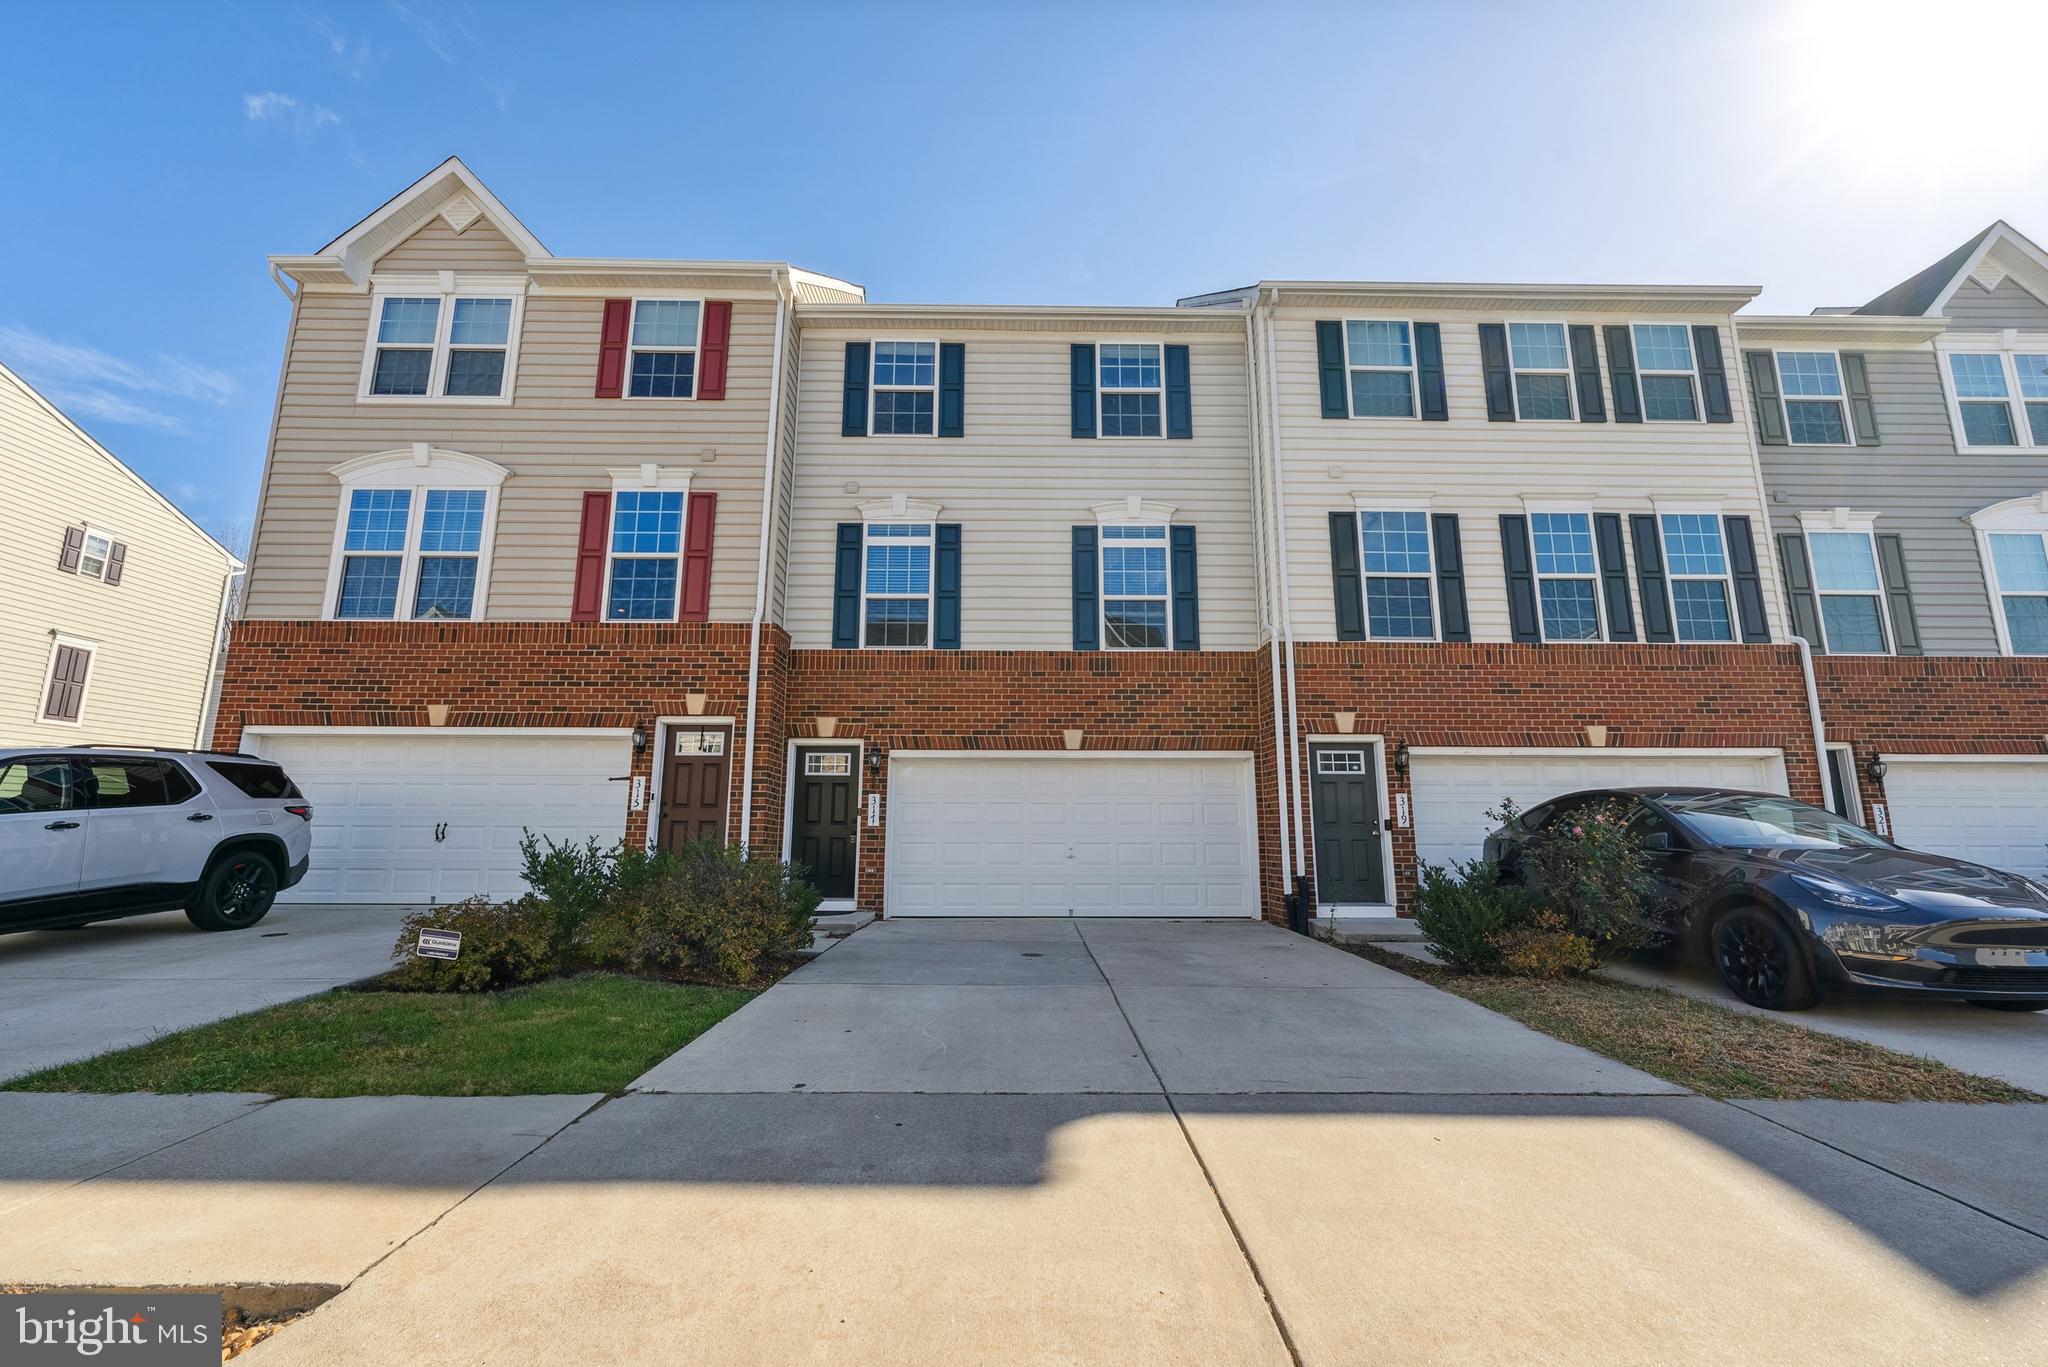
[1711,906,1820,1011]
[186,852,279,931]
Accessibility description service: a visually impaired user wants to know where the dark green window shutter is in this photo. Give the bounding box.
[1743,350,1787,446]
[1315,322,1348,418]
[934,524,962,649]
[1723,515,1771,643]
[1629,513,1674,642]
[1693,326,1734,423]
[937,342,965,438]
[1415,323,1448,421]
[1169,524,1200,650]
[1478,324,1515,422]
[1164,344,1193,439]
[832,523,864,648]
[1777,533,1823,647]
[1070,344,1096,438]
[841,342,870,437]
[1841,353,1881,446]
[1431,513,1470,641]
[1328,512,1365,641]
[1071,526,1099,650]
[1604,326,1642,423]
[1594,513,1636,641]
[1876,532,1921,654]
[1499,514,1540,643]
[1570,325,1606,423]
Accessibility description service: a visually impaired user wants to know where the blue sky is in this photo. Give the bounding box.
[4,0,2046,544]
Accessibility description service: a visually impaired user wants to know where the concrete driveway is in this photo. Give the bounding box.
[0,903,414,1081]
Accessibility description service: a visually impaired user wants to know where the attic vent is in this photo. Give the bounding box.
[1968,261,2009,293]
[440,193,483,235]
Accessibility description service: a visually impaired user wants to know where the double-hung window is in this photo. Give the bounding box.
[871,341,937,435]
[1987,531,2048,655]
[363,290,519,400]
[1100,524,1169,648]
[1358,510,1435,639]
[77,529,115,581]
[412,490,487,618]
[1946,350,2048,449]
[628,300,701,398]
[2018,354,2048,445]
[606,490,684,620]
[1776,352,1851,445]
[1633,325,1700,421]
[1529,511,1601,640]
[862,523,933,648]
[335,489,412,618]
[1508,324,1573,420]
[1659,513,1734,641]
[1099,344,1163,438]
[325,449,506,621]
[1345,321,1415,418]
[1804,528,1888,654]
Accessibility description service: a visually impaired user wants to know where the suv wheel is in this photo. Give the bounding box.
[186,851,279,931]
[1711,906,1820,1011]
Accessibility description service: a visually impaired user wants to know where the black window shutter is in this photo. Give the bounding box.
[1431,513,1470,642]
[1743,351,1787,446]
[1841,353,1881,446]
[1569,325,1606,423]
[1070,344,1096,439]
[1478,324,1515,422]
[1776,533,1823,648]
[1071,526,1099,650]
[1604,326,1643,423]
[1875,532,1921,654]
[1499,514,1541,643]
[934,524,962,648]
[1629,513,1674,641]
[1164,344,1193,439]
[832,523,863,648]
[1315,322,1348,418]
[1415,323,1448,421]
[1723,515,1771,643]
[1594,513,1636,640]
[841,342,870,437]
[1169,524,1200,650]
[1693,326,1734,423]
[1328,511,1365,641]
[104,541,126,586]
[59,526,83,573]
[937,342,965,438]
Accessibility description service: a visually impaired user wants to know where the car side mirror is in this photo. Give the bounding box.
[1642,831,1673,852]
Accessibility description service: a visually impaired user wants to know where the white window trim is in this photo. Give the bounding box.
[1522,500,1605,643]
[321,446,510,622]
[74,524,118,583]
[1796,510,1891,656]
[1351,495,1440,642]
[1631,321,1705,424]
[1937,334,2048,451]
[622,295,706,402]
[1823,742,1865,823]
[855,495,941,651]
[1340,318,1419,420]
[1967,491,2048,656]
[1507,321,1577,422]
[35,633,96,727]
[869,338,939,437]
[1655,502,1737,643]
[1097,339,1166,440]
[600,464,695,623]
[1772,348,1854,447]
[1099,520,1171,651]
[356,272,525,406]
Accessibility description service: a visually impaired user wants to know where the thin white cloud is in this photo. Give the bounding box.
[305,11,382,79]
[0,325,238,434]
[388,0,455,63]
[243,90,341,132]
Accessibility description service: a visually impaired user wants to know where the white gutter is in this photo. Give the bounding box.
[1793,634,1837,815]
[737,270,791,851]
[1243,301,1292,888]
[1263,289,1308,876]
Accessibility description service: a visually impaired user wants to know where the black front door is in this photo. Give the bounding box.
[792,749,857,899]
[1309,746,1386,904]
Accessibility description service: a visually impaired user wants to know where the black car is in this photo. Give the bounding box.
[1483,787,2048,1012]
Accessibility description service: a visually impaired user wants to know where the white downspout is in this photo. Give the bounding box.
[1793,634,1837,815]
[738,271,791,851]
[1244,300,1293,889]
[1263,289,1309,876]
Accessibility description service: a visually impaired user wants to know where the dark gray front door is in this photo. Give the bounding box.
[792,749,857,900]
[1309,746,1386,904]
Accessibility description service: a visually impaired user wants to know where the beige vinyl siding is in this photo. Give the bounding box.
[1270,308,1784,644]
[768,305,802,624]
[784,327,1258,650]
[377,216,529,272]
[1942,277,2048,331]
[0,368,232,747]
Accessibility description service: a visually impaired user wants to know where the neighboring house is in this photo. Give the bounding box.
[1739,222,2048,879]
[0,361,242,749]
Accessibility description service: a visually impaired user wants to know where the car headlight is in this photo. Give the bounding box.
[1789,872,1902,914]
[1820,919,1920,958]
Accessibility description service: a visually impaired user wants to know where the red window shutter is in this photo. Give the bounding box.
[572,491,611,621]
[680,491,717,621]
[595,299,631,399]
[698,301,732,400]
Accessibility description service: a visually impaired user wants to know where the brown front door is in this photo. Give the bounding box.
[659,727,731,851]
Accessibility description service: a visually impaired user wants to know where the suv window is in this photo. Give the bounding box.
[0,758,76,813]
[84,758,198,809]
[205,761,302,800]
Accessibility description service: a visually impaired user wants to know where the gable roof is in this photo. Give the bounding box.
[1857,221,2048,316]
[306,156,549,285]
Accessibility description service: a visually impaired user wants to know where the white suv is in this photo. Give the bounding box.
[0,747,313,933]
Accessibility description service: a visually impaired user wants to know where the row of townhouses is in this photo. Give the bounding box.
[199,158,2048,919]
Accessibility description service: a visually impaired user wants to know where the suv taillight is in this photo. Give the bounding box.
[284,804,313,821]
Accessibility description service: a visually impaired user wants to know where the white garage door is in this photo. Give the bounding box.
[250,730,632,904]
[1880,760,2048,880]
[885,755,1258,917]
[1408,750,1787,872]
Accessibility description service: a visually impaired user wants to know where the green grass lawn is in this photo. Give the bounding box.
[4,973,754,1098]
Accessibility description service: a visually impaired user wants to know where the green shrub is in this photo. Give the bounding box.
[1490,910,1597,978]
[389,896,558,993]
[1515,799,1658,963]
[1412,857,1530,973]
[585,839,818,984]
[517,831,617,961]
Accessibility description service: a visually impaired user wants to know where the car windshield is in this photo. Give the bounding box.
[1658,792,1892,851]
